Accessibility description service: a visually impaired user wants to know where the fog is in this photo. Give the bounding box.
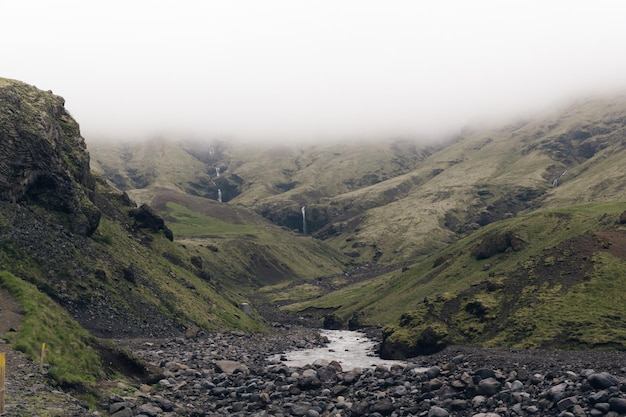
[4,1,626,143]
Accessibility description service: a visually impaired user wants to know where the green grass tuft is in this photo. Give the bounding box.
[164,202,259,236]
[0,271,102,388]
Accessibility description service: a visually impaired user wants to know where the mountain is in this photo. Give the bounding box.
[2,75,626,394]
[0,78,347,388]
[92,97,626,265]
[91,93,626,355]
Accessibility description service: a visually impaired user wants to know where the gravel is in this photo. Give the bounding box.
[3,326,626,416]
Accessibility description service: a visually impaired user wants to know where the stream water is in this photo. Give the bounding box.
[269,329,409,371]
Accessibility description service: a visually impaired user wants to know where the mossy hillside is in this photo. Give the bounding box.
[381,204,626,352]
[325,96,626,263]
[90,137,437,259]
[89,138,210,193]
[89,214,267,333]
[224,138,432,206]
[89,96,626,265]
[486,251,626,349]
[256,282,324,304]
[99,182,348,312]
[164,202,259,237]
[0,271,102,388]
[146,191,348,293]
[318,130,561,263]
[0,77,90,185]
[0,174,268,339]
[289,202,626,350]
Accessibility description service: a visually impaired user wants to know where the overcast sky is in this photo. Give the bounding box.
[4,1,626,142]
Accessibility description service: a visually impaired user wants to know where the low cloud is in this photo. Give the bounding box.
[4,1,626,143]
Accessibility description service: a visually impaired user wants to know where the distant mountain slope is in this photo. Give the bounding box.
[91,95,626,265]
[317,96,626,263]
[89,92,626,354]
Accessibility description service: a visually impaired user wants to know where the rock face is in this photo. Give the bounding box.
[471,230,524,260]
[130,203,174,241]
[0,78,100,236]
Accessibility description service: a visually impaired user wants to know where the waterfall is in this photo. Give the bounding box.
[218,189,222,203]
[301,206,307,235]
[215,167,220,177]
[552,169,568,187]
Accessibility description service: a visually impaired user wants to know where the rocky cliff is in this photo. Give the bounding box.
[0,78,100,235]
[0,78,264,340]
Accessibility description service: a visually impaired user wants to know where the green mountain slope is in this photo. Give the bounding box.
[89,90,626,355]
[288,202,626,354]
[0,78,283,388]
[91,96,626,266]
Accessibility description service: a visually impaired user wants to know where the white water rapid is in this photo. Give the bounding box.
[301,205,307,235]
[269,329,409,371]
[218,189,222,203]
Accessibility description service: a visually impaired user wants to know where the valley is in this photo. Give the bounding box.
[88,95,626,355]
[1,78,626,416]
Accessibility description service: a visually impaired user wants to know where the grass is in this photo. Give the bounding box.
[88,95,626,268]
[285,201,626,350]
[163,202,259,237]
[11,80,623,357]
[258,282,324,304]
[93,217,267,333]
[488,251,626,349]
[0,271,102,388]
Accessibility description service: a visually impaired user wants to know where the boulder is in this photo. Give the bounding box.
[471,230,524,260]
[129,203,174,241]
[323,314,344,330]
[214,360,249,374]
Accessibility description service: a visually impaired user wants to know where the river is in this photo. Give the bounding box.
[269,329,409,371]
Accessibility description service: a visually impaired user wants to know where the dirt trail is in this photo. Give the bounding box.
[0,286,30,384]
[0,287,23,336]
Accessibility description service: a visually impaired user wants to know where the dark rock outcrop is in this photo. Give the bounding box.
[323,314,344,330]
[380,324,450,359]
[471,230,524,260]
[129,203,174,241]
[0,78,100,236]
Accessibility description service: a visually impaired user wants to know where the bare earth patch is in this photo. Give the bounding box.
[0,287,23,335]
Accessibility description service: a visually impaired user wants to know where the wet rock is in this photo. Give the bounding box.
[111,409,133,417]
[323,314,344,330]
[557,396,579,411]
[370,398,395,415]
[136,403,162,416]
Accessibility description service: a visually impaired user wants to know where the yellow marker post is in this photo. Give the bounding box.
[40,343,46,373]
[0,352,6,415]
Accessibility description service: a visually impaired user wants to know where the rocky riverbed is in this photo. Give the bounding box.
[110,326,626,417]
[3,326,626,416]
